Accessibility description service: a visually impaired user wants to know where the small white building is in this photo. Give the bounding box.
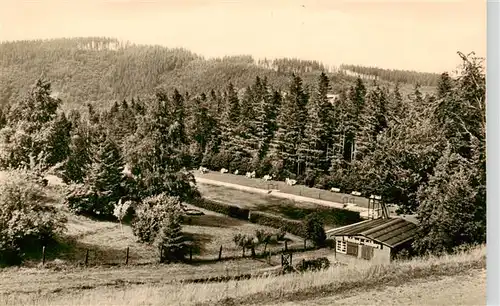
[327,217,418,264]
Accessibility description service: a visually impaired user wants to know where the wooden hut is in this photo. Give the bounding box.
[327,217,418,264]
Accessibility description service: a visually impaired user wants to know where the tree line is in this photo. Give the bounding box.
[0,51,485,264]
[340,64,441,86]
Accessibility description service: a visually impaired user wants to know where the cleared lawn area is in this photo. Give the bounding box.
[181,204,304,260]
[194,171,370,208]
[20,193,303,266]
[197,184,361,230]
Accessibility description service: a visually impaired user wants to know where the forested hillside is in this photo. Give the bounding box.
[0,37,341,109]
[0,37,438,110]
[340,64,441,86]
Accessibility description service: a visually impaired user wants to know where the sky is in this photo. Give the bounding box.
[0,0,486,73]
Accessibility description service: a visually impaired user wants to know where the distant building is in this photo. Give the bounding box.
[327,217,418,264]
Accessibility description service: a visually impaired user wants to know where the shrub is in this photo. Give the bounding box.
[294,257,330,272]
[248,211,306,237]
[209,151,232,170]
[190,198,250,220]
[132,194,182,244]
[0,170,66,265]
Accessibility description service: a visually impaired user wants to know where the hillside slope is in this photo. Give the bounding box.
[275,269,485,306]
[0,37,438,110]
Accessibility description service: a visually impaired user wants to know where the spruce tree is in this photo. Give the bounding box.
[391,82,405,121]
[171,89,187,144]
[123,95,197,201]
[415,146,485,254]
[269,74,308,176]
[44,112,72,166]
[299,73,334,175]
[157,208,188,263]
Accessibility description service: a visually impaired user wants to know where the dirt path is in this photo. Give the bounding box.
[194,176,369,217]
[272,269,486,306]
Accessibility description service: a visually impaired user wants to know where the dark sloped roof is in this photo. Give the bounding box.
[331,218,418,248]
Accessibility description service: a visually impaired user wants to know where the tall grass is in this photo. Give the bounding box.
[0,245,485,306]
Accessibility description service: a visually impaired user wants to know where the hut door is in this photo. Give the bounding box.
[346,242,359,257]
[361,245,374,260]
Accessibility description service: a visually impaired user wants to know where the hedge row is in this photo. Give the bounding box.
[315,206,362,226]
[190,198,250,220]
[248,211,306,237]
[189,198,361,239]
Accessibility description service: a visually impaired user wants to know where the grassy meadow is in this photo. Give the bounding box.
[0,245,485,306]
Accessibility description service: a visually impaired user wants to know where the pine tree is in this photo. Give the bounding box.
[0,79,66,170]
[124,96,197,201]
[219,83,249,170]
[414,146,485,254]
[357,85,389,159]
[252,77,279,159]
[189,95,216,166]
[65,132,125,217]
[269,74,308,176]
[6,79,60,129]
[171,89,187,144]
[44,112,72,166]
[437,72,454,99]
[299,73,334,176]
[391,82,405,121]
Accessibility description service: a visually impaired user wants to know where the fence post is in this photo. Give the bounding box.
[189,246,193,262]
[42,246,46,266]
[304,239,307,250]
[85,249,89,266]
[290,252,293,265]
[285,240,288,251]
[125,247,129,265]
[159,247,163,263]
[218,245,223,261]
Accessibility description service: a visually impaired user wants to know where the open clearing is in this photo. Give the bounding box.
[197,183,360,230]
[194,171,370,208]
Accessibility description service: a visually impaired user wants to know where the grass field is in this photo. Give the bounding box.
[24,196,304,266]
[0,245,485,306]
[194,171,370,208]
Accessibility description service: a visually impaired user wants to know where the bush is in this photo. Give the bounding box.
[294,257,330,272]
[248,211,306,237]
[263,202,361,228]
[132,194,182,243]
[314,207,361,228]
[0,170,66,265]
[190,198,250,220]
[304,213,327,247]
[209,151,232,170]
